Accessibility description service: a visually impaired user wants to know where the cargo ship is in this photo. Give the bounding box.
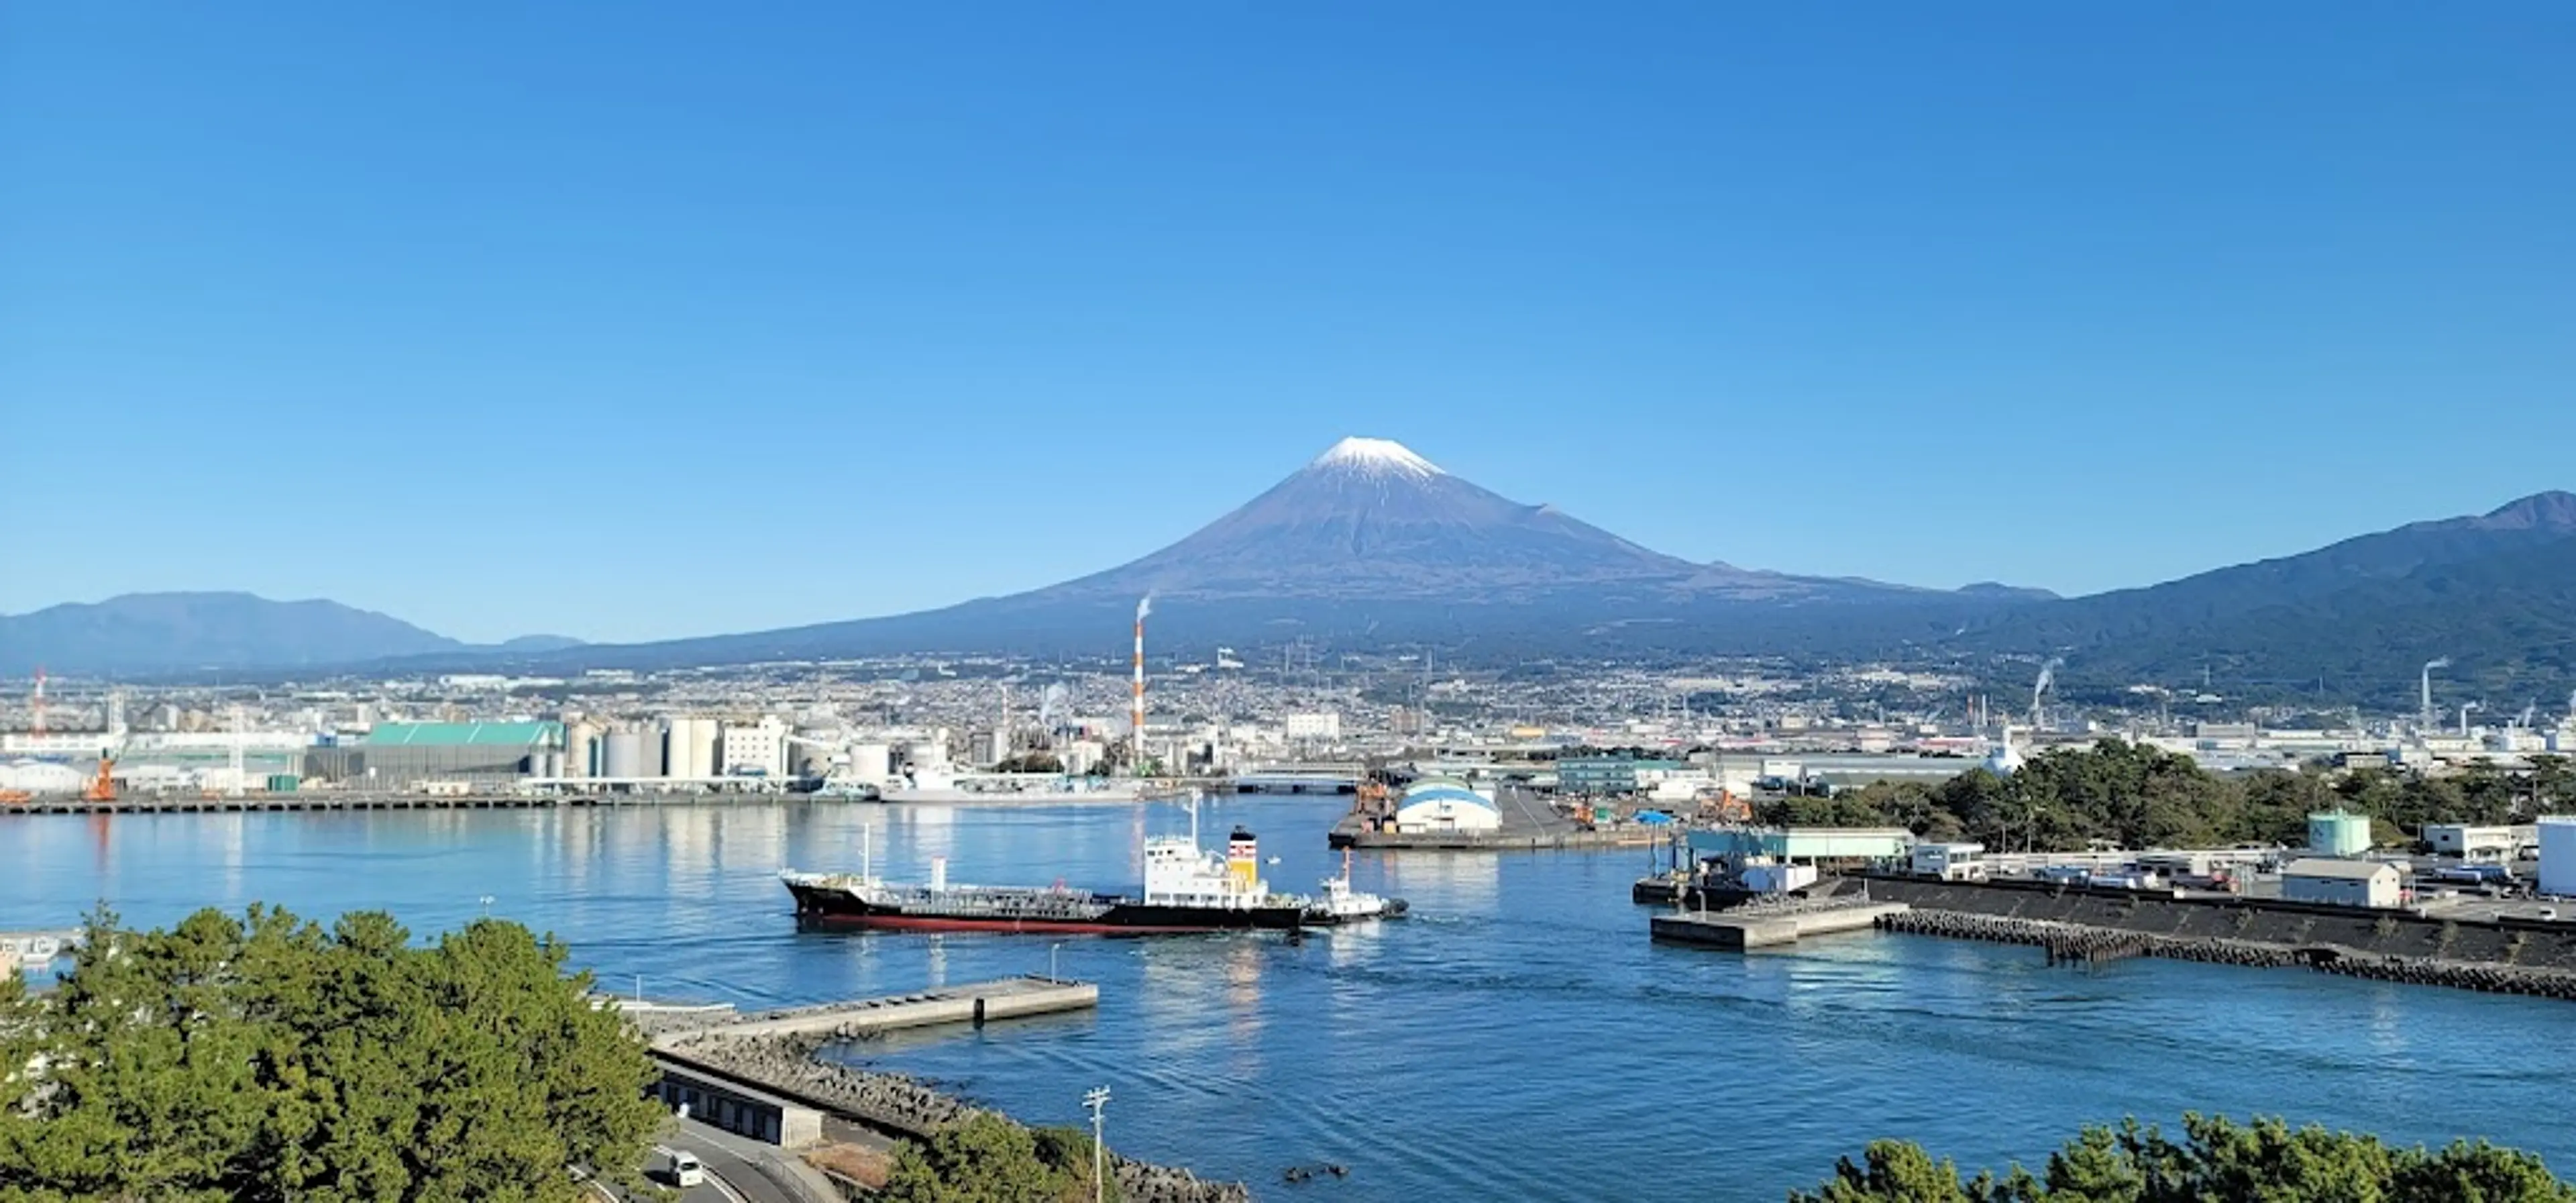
[782,820,1305,935]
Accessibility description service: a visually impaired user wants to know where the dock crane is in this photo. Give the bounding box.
[84,751,117,803]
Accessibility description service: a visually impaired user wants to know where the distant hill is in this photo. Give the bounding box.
[1955,492,2576,705]
[0,593,582,677]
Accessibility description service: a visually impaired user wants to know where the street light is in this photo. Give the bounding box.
[478,895,494,918]
[1083,1086,1111,1203]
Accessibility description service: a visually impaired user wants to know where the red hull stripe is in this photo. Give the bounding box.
[803,914,1234,935]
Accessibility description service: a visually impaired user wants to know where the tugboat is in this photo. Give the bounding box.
[782,801,1305,935]
[1301,851,1409,926]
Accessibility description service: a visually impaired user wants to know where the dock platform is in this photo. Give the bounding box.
[1651,902,1910,950]
[647,976,1098,1047]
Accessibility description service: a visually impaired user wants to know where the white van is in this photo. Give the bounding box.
[649,1147,706,1188]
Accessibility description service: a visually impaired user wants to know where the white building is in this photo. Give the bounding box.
[1391,778,1501,835]
[2422,823,2527,861]
[1284,713,1341,741]
[720,717,790,778]
[2281,858,2401,908]
[2540,818,2576,898]
[1910,842,1989,881]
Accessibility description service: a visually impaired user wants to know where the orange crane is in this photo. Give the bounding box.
[84,755,117,803]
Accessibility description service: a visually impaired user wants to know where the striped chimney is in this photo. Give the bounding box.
[1132,596,1151,773]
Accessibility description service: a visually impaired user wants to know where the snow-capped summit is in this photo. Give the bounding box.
[1311,436,1443,478]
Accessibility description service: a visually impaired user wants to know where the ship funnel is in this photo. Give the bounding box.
[1226,827,1258,892]
[930,856,949,893]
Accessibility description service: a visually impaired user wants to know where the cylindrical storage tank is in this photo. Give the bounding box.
[2540,817,2576,898]
[604,731,652,778]
[665,718,719,778]
[850,743,891,784]
[2307,811,2371,857]
[566,722,601,780]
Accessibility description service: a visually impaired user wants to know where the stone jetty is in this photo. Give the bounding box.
[1878,910,2576,1000]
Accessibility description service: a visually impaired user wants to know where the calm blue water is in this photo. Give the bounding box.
[7,798,2571,1200]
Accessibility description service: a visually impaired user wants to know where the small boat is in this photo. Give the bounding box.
[1301,851,1407,926]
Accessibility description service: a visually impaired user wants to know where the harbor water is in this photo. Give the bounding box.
[7,797,2573,1200]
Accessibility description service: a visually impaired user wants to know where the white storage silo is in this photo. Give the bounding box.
[850,743,891,784]
[2540,817,2576,898]
[566,721,602,779]
[666,717,720,779]
[603,730,655,778]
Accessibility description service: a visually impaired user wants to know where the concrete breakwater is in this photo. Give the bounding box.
[1876,909,2576,1000]
[663,1031,1250,1203]
[1860,875,2576,970]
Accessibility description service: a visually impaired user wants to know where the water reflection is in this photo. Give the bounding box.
[4,801,2573,1203]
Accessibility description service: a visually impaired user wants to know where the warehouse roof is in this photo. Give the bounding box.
[2282,857,2400,881]
[358,721,563,747]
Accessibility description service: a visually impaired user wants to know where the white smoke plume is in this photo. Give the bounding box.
[1136,594,1154,623]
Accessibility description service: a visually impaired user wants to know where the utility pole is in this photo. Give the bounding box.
[1083,1087,1112,1203]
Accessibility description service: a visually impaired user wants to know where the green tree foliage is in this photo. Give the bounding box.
[0,905,665,1202]
[1786,741,2555,853]
[1792,1114,2576,1202]
[881,1115,1120,1203]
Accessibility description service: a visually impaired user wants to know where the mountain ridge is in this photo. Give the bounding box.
[7,447,2569,694]
[0,592,583,676]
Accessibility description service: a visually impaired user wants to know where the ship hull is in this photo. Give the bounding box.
[786,881,1302,935]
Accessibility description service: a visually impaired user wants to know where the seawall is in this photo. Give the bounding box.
[1860,875,2576,1000]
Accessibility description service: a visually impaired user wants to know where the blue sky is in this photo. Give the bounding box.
[5,3,2571,643]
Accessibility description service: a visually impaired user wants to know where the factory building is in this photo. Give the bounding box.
[1391,778,1501,835]
[720,717,790,778]
[303,722,565,789]
[2280,858,2401,908]
[1688,827,1913,864]
[2422,823,2530,862]
[1556,757,1684,796]
[2540,818,2576,898]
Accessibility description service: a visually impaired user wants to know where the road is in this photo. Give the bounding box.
[661,1118,833,1203]
[597,1120,829,1203]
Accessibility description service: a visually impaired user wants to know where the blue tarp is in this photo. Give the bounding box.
[1633,810,1676,825]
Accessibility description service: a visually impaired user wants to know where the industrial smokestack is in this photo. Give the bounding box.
[2031,658,2063,729]
[1132,596,1152,775]
[2420,658,2451,731]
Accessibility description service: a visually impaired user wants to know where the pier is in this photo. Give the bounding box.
[1650,900,1909,950]
[647,976,1099,1047]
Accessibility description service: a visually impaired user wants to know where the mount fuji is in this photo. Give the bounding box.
[543,437,2029,666]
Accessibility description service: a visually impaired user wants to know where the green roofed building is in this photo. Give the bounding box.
[305,721,565,789]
